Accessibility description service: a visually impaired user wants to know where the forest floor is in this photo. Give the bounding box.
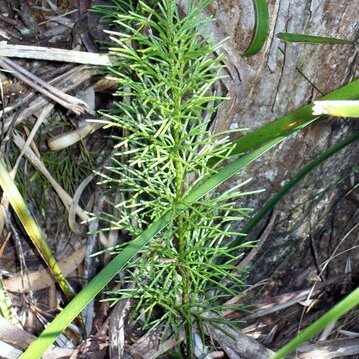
[0,1,358,359]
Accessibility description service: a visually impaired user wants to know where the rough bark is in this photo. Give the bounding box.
[209,0,358,292]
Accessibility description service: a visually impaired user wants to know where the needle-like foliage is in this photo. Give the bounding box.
[96,0,254,354]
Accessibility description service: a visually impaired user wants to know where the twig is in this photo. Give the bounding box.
[82,189,103,334]
[297,338,359,358]
[12,104,54,175]
[3,246,86,293]
[0,57,89,115]
[0,66,95,135]
[0,315,74,358]
[0,44,111,66]
[205,320,274,359]
[12,132,89,221]
[47,120,104,150]
[241,276,346,320]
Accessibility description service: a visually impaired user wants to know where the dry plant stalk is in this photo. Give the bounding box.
[0,44,111,66]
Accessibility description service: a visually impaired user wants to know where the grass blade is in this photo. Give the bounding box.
[271,286,359,359]
[208,79,359,166]
[313,100,359,117]
[277,32,355,44]
[0,277,15,321]
[242,0,269,56]
[19,139,281,359]
[182,138,283,205]
[0,160,75,301]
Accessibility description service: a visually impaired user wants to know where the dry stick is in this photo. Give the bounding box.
[9,134,108,293]
[68,174,94,235]
[0,316,74,359]
[0,44,111,66]
[3,246,86,293]
[0,57,89,115]
[196,300,274,359]
[47,121,104,151]
[205,321,274,359]
[0,66,76,119]
[11,104,54,175]
[1,66,95,135]
[16,66,94,119]
[82,190,104,335]
[297,338,359,358]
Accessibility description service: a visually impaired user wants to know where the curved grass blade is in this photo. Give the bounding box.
[0,160,75,302]
[19,139,282,359]
[242,0,269,56]
[313,100,359,118]
[236,132,359,242]
[271,286,359,359]
[277,32,355,44]
[209,79,359,166]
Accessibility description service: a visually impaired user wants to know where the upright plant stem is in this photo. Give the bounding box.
[174,140,192,356]
[170,21,193,352]
[177,212,192,357]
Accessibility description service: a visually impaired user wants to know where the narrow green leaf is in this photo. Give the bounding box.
[242,0,269,56]
[20,139,281,359]
[313,100,359,118]
[237,132,359,240]
[271,286,359,359]
[0,277,14,321]
[182,138,283,206]
[209,79,359,166]
[277,32,355,44]
[0,160,75,301]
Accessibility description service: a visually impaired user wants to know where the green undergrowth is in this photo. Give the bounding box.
[18,0,359,358]
[96,0,257,353]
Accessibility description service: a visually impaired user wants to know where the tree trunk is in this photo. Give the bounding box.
[210,0,358,292]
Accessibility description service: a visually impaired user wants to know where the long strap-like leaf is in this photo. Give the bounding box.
[0,160,75,301]
[313,100,359,117]
[271,286,359,358]
[20,139,282,359]
[243,0,269,56]
[208,79,359,166]
[277,32,355,44]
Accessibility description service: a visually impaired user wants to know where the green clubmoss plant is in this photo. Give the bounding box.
[96,0,255,355]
